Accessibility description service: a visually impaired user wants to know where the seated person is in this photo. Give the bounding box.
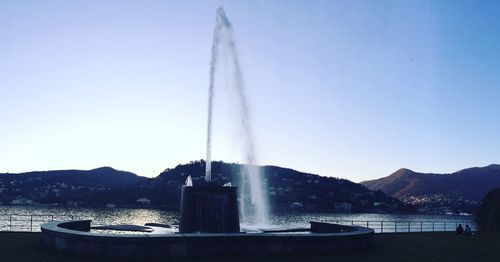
[456,224,464,235]
[464,224,472,235]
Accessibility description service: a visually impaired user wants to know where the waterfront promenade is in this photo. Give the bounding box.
[1,232,498,262]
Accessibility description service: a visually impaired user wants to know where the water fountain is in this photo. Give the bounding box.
[205,7,268,225]
[40,7,374,258]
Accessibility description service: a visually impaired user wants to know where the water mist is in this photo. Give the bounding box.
[205,7,269,225]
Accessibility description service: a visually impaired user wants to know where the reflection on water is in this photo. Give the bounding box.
[0,205,475,232]
[0,206,178,231]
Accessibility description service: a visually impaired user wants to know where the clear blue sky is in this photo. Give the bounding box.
[1,0,499,182]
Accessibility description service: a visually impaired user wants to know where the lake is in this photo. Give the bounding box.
[0,205,475,233]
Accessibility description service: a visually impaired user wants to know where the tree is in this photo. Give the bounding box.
[475,188,500,233]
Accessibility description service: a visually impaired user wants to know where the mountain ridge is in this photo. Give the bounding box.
[361,164,500,211]
[0,161,409,212]
[0,166,145,186]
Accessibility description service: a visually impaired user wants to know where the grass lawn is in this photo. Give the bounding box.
[0,232,499,262]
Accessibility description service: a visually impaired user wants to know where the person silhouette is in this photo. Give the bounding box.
[464,224,472,235]
[456,224,464,235]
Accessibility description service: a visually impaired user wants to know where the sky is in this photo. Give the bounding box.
[1,0,499,182]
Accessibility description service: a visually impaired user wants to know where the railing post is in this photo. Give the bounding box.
[395,222,397,233]
[420,221,423,232]
[381,221,383,233]
[444,222,446,232]
[408,222,410,232]
[1,213,100,232]
[432,222,435,232]
[367,221,369,228]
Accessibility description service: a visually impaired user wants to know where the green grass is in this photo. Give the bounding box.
[0,232,499,262]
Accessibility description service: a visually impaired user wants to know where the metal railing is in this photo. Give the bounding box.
[0,214,76,232]
[331,220,476,233]
[0,214,476,234]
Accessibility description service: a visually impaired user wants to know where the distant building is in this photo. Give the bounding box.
[10,198,35,205]
[334,202,352,213]
[136,198,151,205]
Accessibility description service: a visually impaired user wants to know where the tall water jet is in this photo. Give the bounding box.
[205,7,269,224]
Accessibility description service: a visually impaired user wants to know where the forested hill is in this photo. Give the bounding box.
[0,161,409,212]
[0,167,145,205]
[102,160,409,212]
[362,164,500,201]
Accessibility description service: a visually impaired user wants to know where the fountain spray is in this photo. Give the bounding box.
[205,7,269,224]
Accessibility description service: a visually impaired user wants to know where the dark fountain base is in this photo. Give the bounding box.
[41,220,373,258]
[41,185,374,258]
[179,184,240,233]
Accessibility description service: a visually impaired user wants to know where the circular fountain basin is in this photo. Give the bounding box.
[41,220,374,258]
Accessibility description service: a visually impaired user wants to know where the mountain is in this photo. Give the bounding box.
[361,164,500,211]
[99,160,410,212]
[0,161,411,212]
[0,167,146,205]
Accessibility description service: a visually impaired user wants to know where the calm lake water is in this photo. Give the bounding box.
[0,205,475,233]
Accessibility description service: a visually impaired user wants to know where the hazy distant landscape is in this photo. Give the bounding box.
[2,161,498,215]
[2,0,500,260]
[363,164,500,214]
[0,161,403,212]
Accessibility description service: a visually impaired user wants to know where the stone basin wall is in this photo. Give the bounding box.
[41,220,374,258]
